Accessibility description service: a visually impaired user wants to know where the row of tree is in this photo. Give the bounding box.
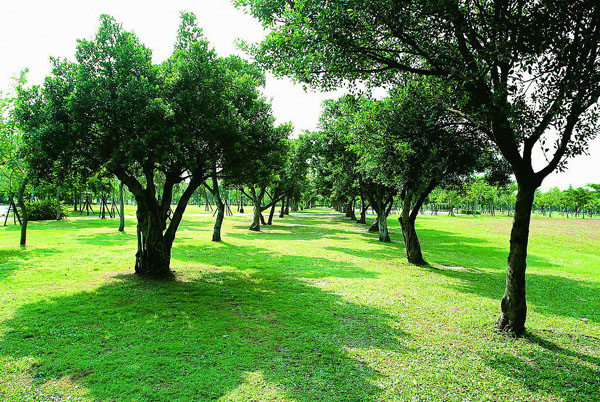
[2,14,310,279]
[237,0,600,336]
[426,180,600,218]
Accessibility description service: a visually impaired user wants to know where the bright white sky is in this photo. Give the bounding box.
[0,0,597,190]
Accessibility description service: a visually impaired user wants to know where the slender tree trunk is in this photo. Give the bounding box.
[211,176,225,242]
[357,201,368,224]
[17,177,28,247]
[118,183,125,232]
[497,182,537,336]
[284,197,290,215]
[267,202,276,225]
[279,197,285,218]
[56,187,61,220]
[239,194,244,214]
[134,201,172,279]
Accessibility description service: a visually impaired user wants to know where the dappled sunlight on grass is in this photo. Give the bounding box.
[0,212,598,401]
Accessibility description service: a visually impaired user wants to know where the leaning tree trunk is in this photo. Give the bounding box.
[267,202,276,225]
[399,209,426,265]
[497,182,537,336]
[17,177,28,247]
[135,202,172,279]
[368,216,379,232]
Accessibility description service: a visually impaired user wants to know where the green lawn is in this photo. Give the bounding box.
[0,211,598,401]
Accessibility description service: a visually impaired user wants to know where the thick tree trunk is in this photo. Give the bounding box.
[56,188,61,220]
[497,183,537,336]
[250,205,261,231]
[118,183,125,232]
[378,213,391,242]
[134,202,172,279]
[399,204,426,265]
[17,177,28,247]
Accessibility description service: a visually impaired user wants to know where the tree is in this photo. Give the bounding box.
[352,79,496,262]
[17,14,249,278]
[239,0,600,336]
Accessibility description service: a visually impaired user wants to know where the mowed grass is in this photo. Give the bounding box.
[0,210,598,401]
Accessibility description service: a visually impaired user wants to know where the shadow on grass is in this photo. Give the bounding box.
[0,246,406,401]
[0,247,62,281]
[482,330,600,402]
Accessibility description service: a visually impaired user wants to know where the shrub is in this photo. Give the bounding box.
[458,209,481,215]
[22,200,69,221]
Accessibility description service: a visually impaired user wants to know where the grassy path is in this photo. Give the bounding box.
[0,212,598,401]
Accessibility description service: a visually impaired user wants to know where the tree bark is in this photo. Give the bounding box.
[17,177,28,247]
[357,201,368,224]
[284,197,290,215]
[497,182,537,336]
[134,201,172,279]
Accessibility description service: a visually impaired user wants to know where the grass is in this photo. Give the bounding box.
[0,210,598,401]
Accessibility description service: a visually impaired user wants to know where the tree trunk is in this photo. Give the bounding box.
[279,197,285,218]
[239,194,244,214]
[134,202,172,279]
[368,217,379,232]
[249,188,264,231]
[17,177,28,247]
[56,187,61,220]
[497,182,537,336]
[284,197,290,215]
[378,213,391,242]
[211,176,225,242]
[118,183,125,232]
[267,202,276,225]
[399,201,426,265]
[357,201,368,224]
[345,200,357,220]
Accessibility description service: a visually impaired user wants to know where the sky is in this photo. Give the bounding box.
[0,0,597,190]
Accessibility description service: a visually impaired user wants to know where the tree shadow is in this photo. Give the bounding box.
[0,247,62,281]
[0,248,407,401]
[482,330,600,402]
[173,243,379,281]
